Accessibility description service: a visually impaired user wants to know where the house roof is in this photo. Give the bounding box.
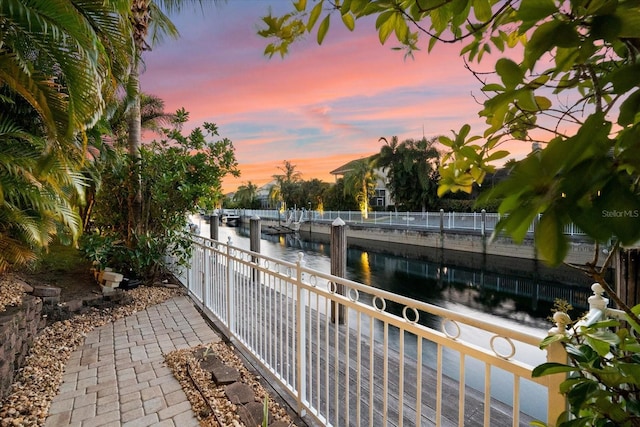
[329,156,375,176]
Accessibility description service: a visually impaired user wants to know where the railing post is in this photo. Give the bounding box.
[439,209,444,233]
[481,209,486,237]
[295,252,307,416]
[331,217,347,324]
[250,215,261,284]
[226,236,235,333]
[546,311,571,426]
[210,213,219,240]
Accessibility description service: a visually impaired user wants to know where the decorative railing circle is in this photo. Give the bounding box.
[489,335,516,359]
[348,288,359,302]
[402,306,419,324]
[442,318,461,339]
[372,295,386,312]
[328,281,337,293]
[308,275,317,287]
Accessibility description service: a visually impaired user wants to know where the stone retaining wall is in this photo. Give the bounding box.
[0,295,45,401]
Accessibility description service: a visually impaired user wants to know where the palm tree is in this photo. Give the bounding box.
[343,158,379,220]
[233,182,258,208]
[126,0,209,235]
[0,116,85,272]
[0,0,133,272]
[270,160,302,210]
[374,136,440,211]
[0,0,133,143]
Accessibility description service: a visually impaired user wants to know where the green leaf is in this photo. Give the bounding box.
[534,96,552,110]
[485,150,509,162]
[376,11,396,44]
[532,362,577,377]
[317,15,330,44]
[516,89,540,111]
[535,210,568,265]
[618,88,640,126]
[293,0,307,12]
[482,83,505,92]
[516,0,557,22]
[495,58,524,89]
[609,64,640,95]
[341,12,355,31]
[472,0,492,22]
[308,2,323,31]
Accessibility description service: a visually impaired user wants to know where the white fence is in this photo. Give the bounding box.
[233,209,586,237]
[171,234,583,426]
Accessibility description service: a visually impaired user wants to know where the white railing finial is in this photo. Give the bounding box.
[588,283,609,312]
[549,311,571,335]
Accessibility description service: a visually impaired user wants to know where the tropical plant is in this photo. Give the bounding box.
[87,110,238,283]
[0,0,133,142]
[0,0,134,271]
[125,0,210,235]
[532,299,640,426]
[323,178,359,211]
[0,116,85,272]
[374,136,440,211]
[233,181,260,208]
[270,160,303,210]
[342,157,379,219]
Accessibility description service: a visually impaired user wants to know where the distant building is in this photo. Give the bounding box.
[256,181,277,209]
[329,156,393,209]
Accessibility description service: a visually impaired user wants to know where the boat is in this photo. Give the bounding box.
[221,213,240,226]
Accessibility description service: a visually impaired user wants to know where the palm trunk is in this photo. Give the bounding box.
[127,64,143,244]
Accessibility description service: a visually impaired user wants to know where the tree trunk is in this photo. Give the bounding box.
[127,64,143,243]
[616,247,640,307]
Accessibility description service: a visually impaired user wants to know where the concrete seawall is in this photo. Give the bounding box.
[259,219,598,264]
[252,218,602,286]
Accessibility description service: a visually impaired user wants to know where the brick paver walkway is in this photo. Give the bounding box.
[45,296,220,427]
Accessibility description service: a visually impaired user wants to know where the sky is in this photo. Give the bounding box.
[140,1,513,192]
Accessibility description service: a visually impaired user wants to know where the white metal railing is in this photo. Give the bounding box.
[170,235,578,426]
[237,209,587,237]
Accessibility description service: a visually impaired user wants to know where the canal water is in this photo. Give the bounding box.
[197,218,593,420]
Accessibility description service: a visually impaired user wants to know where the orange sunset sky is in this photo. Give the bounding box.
[140,1,526,193]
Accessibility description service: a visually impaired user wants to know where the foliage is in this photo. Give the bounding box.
[342,157,379,219]
[270,160,303,209]
[0,114,85,272]
[289,178,331,210]
[323,178,359,211]
[233,181,261,209]
[86,111,238,283]
[374,136,440,211]
[0,0,133,142]
[258,0,640,268]
[533,302,640,426]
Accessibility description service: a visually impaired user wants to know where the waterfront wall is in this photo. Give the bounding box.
[258,218,600,268]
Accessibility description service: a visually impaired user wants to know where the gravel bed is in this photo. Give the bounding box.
[165,342,296,426]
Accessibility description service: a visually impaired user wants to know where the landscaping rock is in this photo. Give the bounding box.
[225,382,256,405]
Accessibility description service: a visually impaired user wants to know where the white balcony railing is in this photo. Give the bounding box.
[170,234,583,426]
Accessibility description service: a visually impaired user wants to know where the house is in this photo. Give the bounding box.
[256,180,277,209]
[329,156,393,209]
